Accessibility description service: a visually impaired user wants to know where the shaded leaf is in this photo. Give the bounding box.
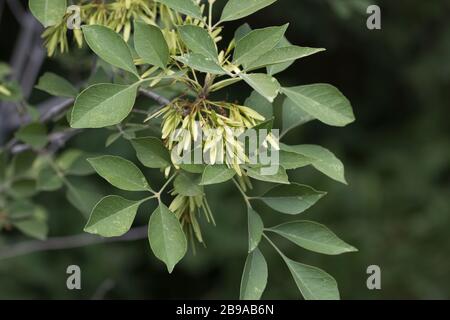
[261,183,326,215]
[285,258,340,300]
[281,144,347,184]
[240,248,268,300]
[247,207,264,252]
[281,84,355,127]
[155,0,202,20]
[35,72,78,97]
[88,155,150,191]
[200,165,235,185]
[82,25,138,76]
[268,221,357,255]
[131,137,171,169]
[148,203,187,273]
[239,73,280,103]
[234,24,288,68]
[134,21,169,69]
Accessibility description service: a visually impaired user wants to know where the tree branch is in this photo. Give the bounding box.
[0,226,148,261]
[139,88,171,106]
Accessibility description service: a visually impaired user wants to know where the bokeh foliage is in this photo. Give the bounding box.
[0,0,449,299]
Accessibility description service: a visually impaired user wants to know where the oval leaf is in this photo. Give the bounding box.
[174,173,203,197]
[246,166,290,184]
[15,122,47,149]
[88,155,149,191]
[200,165,235,185]
[178,25,218,60]
[70,83,139,128]
[35,72,78,97]
[234,24,288,68]
[148,203,187,273]
[281,144,347,184]
[134,21,169,69]
[84,195,142,237]
[240,248,268,300]
[285,258,340,300]
[281,84,355,127]
[261,183,326,215]
[82,25,137,76]
[240,73,280,103]
[131,137,171,169]
[29,0,67,27]
[269,221,357,255]
[221,0,277,22]
[175,54,225,75]
[246,46,325,71]
[247,207,264,252]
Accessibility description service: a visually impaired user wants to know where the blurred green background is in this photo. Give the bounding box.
[0,0,449,299]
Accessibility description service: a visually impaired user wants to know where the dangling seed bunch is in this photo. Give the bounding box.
[147,98,270,176]
[42,0,156,56]
[169,188,215,248]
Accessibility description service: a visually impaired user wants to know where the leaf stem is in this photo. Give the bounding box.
[263,233,287,261]
[232,178,252,208]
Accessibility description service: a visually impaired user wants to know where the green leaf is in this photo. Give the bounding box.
[247,207,263,252]
[281,144,347,184]
[246,46,325,71]
[239,73,280,103]
[84,195,142,237]
[8,179,37,198]
[13,206,48,240]
[200,165,235,185]
[234,23,252,43]
[281,84,355,127]
[179,164,206,174]
[131,137,171,169]
[10,151,37,178]
[245,91,273,119]
[175,54,225,75]
[282,96,315,134]
[82,25,138,76]
[178,25,218,60]
[173,173,203,197]
[57,149,96,176]
[148,203,187,273]
[35,72,78,97]
[14,122,47,149]
[268,221,357,255]
[65,177,103,217]
[267,37,292,75]
[284,258,340,300]
[70,82,139,128]
[134,21,169,69]
[155,0,202,20]
[221,0,276,22]
[246,166,290,184]
[280,150,312,170]
[233,24,288,68]
[29,0,67,27]
[88,155,150,191]
[261,183,326,215]
[240,248,268,300]
[37,165,63,191]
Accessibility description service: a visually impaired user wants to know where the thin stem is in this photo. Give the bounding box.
[208,1,213,31]
[157,172,177,197]
[232,178,251,208]
[0,226,148,261]
[263,233,287,261]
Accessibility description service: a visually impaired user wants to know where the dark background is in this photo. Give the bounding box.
[0,0,449,299]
